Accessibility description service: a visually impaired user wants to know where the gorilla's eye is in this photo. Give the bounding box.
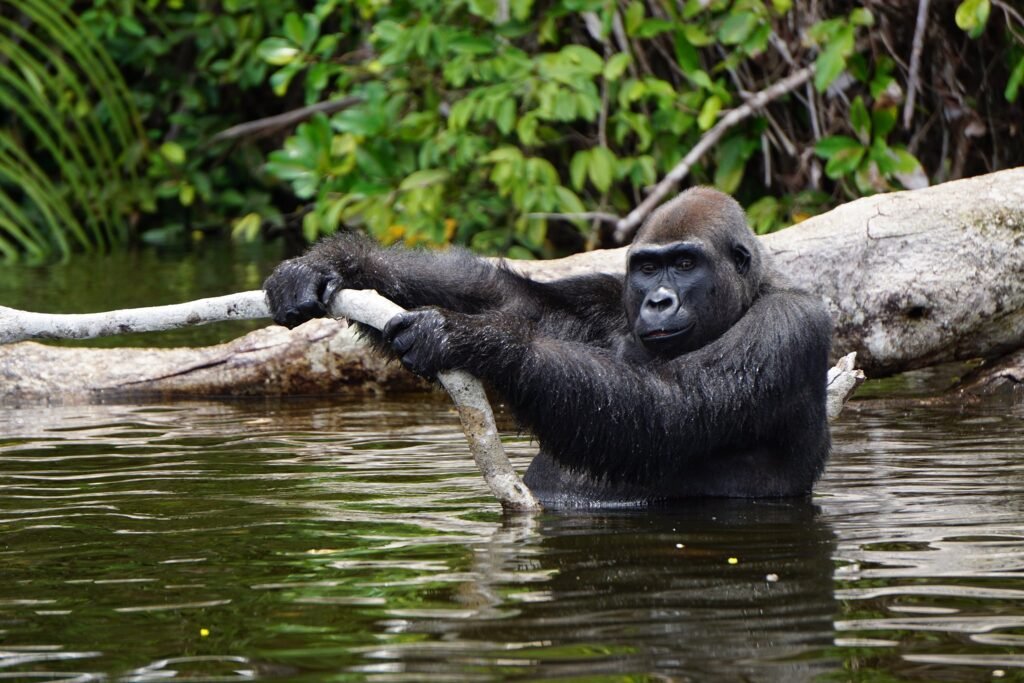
[637,262,659,275]
[674,257,695,271]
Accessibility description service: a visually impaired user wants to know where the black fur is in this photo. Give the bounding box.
[264,187,833,508]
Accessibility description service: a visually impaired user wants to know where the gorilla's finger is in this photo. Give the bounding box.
[382,312,413,341]
[383,313,419,355]
[321,277,344,307]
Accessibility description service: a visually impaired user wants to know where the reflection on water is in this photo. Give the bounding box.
[0,398,1022,681]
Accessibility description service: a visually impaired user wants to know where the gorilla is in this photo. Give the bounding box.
[264,187,833,507]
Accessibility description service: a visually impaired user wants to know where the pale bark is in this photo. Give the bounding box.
[0,318,421,404]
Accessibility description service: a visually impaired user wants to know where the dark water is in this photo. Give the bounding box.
[0,398,1022,682]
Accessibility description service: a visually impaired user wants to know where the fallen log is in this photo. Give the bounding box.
[0,169,1018,403]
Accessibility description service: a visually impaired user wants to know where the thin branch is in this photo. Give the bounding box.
[903,0,930,129]
[209,96,364,143]
[612,65,815,243]
[0,292,270,343]
[0,290,540,513]
[994,0,1024,30]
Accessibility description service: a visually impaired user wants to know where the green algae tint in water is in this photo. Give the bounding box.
[0,397,1023,682]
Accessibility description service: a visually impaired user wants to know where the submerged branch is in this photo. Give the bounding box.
[0,290,540,512]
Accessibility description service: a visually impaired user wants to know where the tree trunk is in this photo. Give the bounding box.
[0,320,427,405]
[0,168,1020,402]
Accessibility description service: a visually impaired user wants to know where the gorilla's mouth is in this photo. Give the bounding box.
[640,323,693,343]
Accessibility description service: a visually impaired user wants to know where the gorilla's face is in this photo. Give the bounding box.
[625,239,750,357]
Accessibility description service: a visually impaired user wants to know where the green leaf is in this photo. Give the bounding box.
[890,147,922,175]
[450,36,495,55]
[179,182,195,207]
[871,106,897,139]
[714,135,755,194]
[511,0,534,22]
[636,19,675,39]
[746,196,780,234]
[814,135,862,159]
[301,13,321,52]
[258,37,300,66]
[302,211,321,242]
[588,146,616,192]
[570,150,589,191]
[689,69,714,90]
[516,113,539,146]
[560,45,604,75]
[849,8,874,27]
[506,245,535,260]
[717,12,757,45]
[824,146,866,179]
[399,169,450,190]
[850,96,870,143]
[554,185,586,215]
[674,31,700,72]
[521,217,546,249]
[814,44,846,92]
[681,23,714,47]
[955,0,990,38]
[283,12,305,46]
[270,63,301,96]
[604,53,632,81]
[625,1,645,36]
[231,212,262,242]
[697,95,722,131]
[496,98,516,134]
[159,141,186,165]
[1006,55,1024,102]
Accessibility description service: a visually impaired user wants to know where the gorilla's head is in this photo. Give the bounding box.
[624,187,765,356]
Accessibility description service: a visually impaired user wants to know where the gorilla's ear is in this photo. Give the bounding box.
[732,243,751,275]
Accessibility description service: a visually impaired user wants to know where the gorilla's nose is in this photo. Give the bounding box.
[644,286,678,313]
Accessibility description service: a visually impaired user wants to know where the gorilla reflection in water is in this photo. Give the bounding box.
[355,501,838,681]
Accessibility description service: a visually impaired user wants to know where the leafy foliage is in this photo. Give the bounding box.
[0,0,145,260]
[1,1,1022,259]
[253,0,1024,253]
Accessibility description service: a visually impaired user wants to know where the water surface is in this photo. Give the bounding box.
[0,398,1022,681]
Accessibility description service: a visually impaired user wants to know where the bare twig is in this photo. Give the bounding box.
[612,65,815,243]
[903,0,931,129]
[0,290,541,513]
[209,96,364,143]
[0,292,269,343]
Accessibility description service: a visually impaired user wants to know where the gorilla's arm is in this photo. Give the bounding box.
[264,231,625,331]
[386,286,831,496]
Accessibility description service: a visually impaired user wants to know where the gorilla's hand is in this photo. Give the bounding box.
[383,309,463,379]
[263,259,344,328]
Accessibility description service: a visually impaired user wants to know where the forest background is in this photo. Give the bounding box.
[0,0,1022,263]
